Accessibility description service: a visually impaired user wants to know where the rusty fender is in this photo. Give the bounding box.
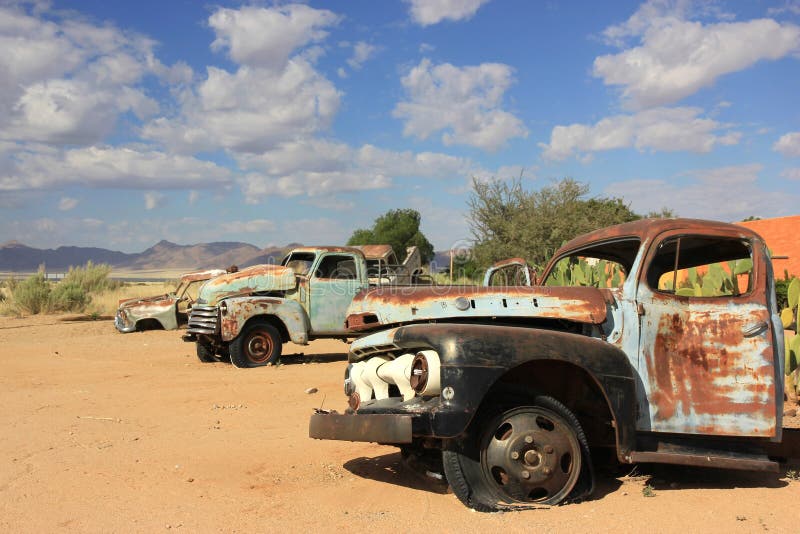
[218,296,311,344]
[380,322,637,457]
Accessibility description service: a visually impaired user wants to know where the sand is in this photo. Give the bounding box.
[1,315,798,533]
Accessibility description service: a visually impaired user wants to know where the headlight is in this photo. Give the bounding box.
[410,350,441,396]
[344,363,355,396]
[219,301,228,316]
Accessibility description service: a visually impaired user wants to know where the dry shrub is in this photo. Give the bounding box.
[12,272,51,314]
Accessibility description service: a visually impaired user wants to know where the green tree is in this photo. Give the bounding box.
[468,177,660,269]
[347,209,435,263]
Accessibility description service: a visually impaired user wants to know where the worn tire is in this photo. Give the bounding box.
[229,320,282,368]
[196,342,217,363]
[443,395,592,511]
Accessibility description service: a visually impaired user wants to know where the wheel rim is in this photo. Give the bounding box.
[245,330,274,364]
[481,407,581,504]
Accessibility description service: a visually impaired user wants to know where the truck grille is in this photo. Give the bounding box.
[187,305,219,335]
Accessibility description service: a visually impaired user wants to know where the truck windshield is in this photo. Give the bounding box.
[282,252,316,276]
[542,238,640,288]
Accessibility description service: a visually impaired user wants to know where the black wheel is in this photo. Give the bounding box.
[196,341,217,363]
[443,395,592,511]
[215,345,230,363]
[229,321,282,368]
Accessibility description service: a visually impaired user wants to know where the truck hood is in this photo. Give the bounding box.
[345,285,609,331]
[118,293,176,311]
[197,264,296,305]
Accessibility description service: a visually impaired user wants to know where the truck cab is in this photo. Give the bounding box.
[310,218,789,511]
[185,247,374,367]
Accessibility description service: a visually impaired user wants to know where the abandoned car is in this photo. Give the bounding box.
[310,218,793,511]
[114,269,225,333]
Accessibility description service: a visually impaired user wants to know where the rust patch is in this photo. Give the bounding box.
[646,308,775,431]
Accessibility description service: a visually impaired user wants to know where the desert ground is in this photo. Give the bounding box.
[1,315,798,533]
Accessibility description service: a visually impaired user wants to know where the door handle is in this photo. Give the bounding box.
[742,321,768,338]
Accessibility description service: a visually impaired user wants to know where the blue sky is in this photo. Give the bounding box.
[1,0,799,253]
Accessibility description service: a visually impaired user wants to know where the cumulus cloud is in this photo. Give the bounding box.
[144,191,165,210]
[346,41,378,70]
[0,3,178,145]
[594,1,800,108]
[773,132,800,157]
[58,196,78,211]
[605,164,799,220]
[143,5,341,154]
[235,139,482,201]
[0,146,232,191]
[539,107,740,161]
[393,59,527,151]
[406,0,492,26]
[209,5,339,70]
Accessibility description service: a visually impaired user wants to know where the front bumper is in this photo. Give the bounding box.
[114,311,136,333]
[309,412,413,444]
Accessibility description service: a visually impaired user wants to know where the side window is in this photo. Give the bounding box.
[647,236,753,297]
[315,255,358,280]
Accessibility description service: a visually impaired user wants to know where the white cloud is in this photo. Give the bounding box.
[188,190,199,205]
[58,196,78,211]
[235,139,482,201]
[606,164,799,220]
[782,168,800,180]
[773,132,800,157]
[393,59,527,151]
[144,191,165,210]
[143,60,340,154]
[346,41,378,70]
[406,0,492,26]
[0,146,233,191]
[0,3,177,145]
[219,219,276,234]
[540,107,740,161]
[208,5,339,70]
[595,1,800,108]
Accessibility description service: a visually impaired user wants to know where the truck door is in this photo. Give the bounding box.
[635,232,778,437]
[308,254,365,334]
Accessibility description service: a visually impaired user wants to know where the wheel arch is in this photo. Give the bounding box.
[135,318,165,331]
[239,314,290,344]
[483,358,624,457]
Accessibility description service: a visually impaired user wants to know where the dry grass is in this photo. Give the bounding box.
[0,280,175,318]
[87,282,175,316]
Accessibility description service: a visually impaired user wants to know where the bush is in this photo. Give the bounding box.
[13,272,51,314]
[50,281,90,312]
[62,261,120,293]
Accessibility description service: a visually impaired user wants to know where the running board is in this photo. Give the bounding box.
[630,450,778,472]
[630,433,780,472]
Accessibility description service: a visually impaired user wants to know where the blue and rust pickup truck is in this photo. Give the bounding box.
[310,218,799,511]
[182,245,424,367]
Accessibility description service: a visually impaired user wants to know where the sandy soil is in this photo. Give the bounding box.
[1,315,798,533]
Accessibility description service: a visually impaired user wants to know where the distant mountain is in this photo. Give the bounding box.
[0,240,297,272]
[0,240,457,273]
[0,241,133,271]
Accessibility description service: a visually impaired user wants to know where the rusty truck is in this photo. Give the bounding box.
[115,268,225,333]
[183,245,425,367]
[310,218,798,511]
